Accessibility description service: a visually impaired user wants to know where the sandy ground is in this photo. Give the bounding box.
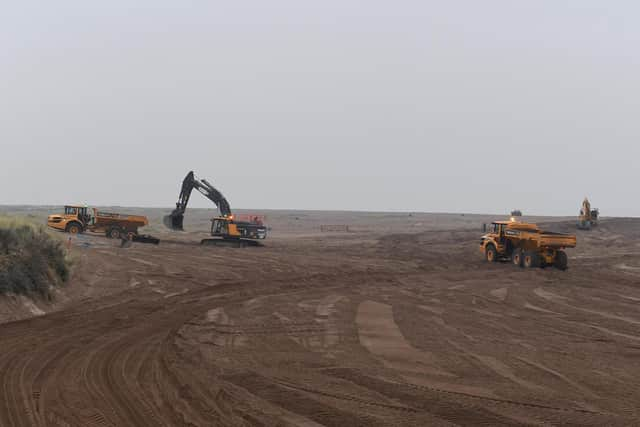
[0,206,639,426]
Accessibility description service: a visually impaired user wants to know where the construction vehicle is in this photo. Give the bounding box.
[480,220,576,270]
[577,197,599,230]
[47,206,149,239]
[164,171,267,246]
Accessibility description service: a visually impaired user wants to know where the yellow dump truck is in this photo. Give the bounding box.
[481,220,576,270]
[47,205,149,239]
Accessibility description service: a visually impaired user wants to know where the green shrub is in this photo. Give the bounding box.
[0,216,70,297]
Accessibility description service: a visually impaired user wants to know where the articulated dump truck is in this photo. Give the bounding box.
[47,205,149,239]
[481,220,576,270]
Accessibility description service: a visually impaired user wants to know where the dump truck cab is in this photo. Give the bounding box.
[482,221,507,257]
[482,221,532,259]
[47,205,92,234]
[481,220,575,270]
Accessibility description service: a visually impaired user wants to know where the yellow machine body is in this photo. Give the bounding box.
[47,205,148,238]
[480,220,576,270]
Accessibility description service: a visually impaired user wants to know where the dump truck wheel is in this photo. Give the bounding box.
[485,244,497,262]
[66,222,82,234]
[512,249,523,267]
[523,252,540,268]
[555,251,568,270]
[107,228,122,239]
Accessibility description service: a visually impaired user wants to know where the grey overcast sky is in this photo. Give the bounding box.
[1,1,638,215]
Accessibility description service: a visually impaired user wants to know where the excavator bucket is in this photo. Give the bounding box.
[163,212,184,231]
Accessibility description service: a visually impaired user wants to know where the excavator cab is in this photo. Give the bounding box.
[211,217,241,239]
[211,217,229,237]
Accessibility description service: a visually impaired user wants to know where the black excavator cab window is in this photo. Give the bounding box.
[211,218,228,235]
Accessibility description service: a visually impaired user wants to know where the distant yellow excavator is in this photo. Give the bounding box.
[577,197,599,230]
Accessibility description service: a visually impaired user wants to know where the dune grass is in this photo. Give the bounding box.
[0,216,70,297]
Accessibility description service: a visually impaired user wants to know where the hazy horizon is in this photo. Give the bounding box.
[0,203,627,220]
[2,1,638,216]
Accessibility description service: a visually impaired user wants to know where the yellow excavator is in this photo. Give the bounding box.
[577,197,599,230]
[164,171,267,247]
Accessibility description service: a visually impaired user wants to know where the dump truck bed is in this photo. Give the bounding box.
[505,225,576,249]
[94,211,149,228]
[537,232,577,248]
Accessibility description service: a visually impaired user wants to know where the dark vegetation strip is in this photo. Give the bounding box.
[0,217,69,297]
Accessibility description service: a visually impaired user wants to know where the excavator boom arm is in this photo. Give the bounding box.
[165,171,232,231]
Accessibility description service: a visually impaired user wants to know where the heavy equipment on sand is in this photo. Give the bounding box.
[481,220,576,270]
[577,197,599,230]
[164,171,267,247]
[47,206,160,244]
[48,206,148,238]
